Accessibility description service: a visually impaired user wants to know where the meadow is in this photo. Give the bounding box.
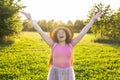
[0,32,120,80]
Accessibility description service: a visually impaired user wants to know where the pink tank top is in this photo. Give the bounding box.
[52,43,73,68]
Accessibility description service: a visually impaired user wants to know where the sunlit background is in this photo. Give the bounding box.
[21,0,120,22]
[0,1,120,80]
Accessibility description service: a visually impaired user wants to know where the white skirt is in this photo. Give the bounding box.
[47,66,75,80]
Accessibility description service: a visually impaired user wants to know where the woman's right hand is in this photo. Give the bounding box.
[21,12,32,20]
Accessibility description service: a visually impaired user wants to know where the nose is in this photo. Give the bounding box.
[59,32,63,35]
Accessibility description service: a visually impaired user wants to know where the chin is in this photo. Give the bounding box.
[58,40,65,42]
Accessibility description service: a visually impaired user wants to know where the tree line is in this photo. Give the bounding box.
[22,19,85,33]
[22,3,120,42]
[0,0,120,43]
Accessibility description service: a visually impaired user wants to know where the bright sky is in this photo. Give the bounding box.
[20,0,120,22]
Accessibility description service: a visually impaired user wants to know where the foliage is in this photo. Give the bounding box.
[88,3,120,42]
[37,20,48,32]
[0,0,25,41]
[22,19,85,33]
[22,20,35,31]
[73,20,85,32]
[0,32,120,80]
[107,9,120,41]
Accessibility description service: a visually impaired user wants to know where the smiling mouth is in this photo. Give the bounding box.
[60,36,64,38]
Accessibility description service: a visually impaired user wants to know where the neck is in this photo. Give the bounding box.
[58,41,66,46]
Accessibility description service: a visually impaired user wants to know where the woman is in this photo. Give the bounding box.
[21,11,102,80]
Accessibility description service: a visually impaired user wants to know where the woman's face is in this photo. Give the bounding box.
[57,29,66,42]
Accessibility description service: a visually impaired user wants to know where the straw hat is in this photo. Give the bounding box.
[50,26,73,40]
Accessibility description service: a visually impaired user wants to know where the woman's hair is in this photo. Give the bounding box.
[53,28,71,43]
[48,53,53,67]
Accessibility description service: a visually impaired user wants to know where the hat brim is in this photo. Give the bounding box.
[50,26,73,40]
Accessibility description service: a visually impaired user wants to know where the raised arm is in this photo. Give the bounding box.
[21,12,53,47]
[72,12,102,46]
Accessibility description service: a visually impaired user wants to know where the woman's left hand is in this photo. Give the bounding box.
[92,12,102,20]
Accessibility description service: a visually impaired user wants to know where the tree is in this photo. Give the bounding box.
[37,20,47,31]
[0,0,25,41]
[73,20,85,32]
[46,19,54,31]
[66,20,74,30]
[108,9,120,41]
[88,3,114,40]
[88,3,120,42]
[22,20,35,31]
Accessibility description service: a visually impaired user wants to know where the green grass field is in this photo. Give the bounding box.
[0,32,120,80]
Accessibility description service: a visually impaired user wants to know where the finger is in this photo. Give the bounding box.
[99,11,102,14]
[99,13,103,17]
[93,12,97,16]
[96,12,102,18]
[95,12,101,16]
[94,12,97,15]
[21,12,29,15]
[21,11,26,15]
[20,11,24,13]
[98,12,102,15]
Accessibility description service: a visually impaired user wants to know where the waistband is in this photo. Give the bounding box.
[52,65,73,71]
